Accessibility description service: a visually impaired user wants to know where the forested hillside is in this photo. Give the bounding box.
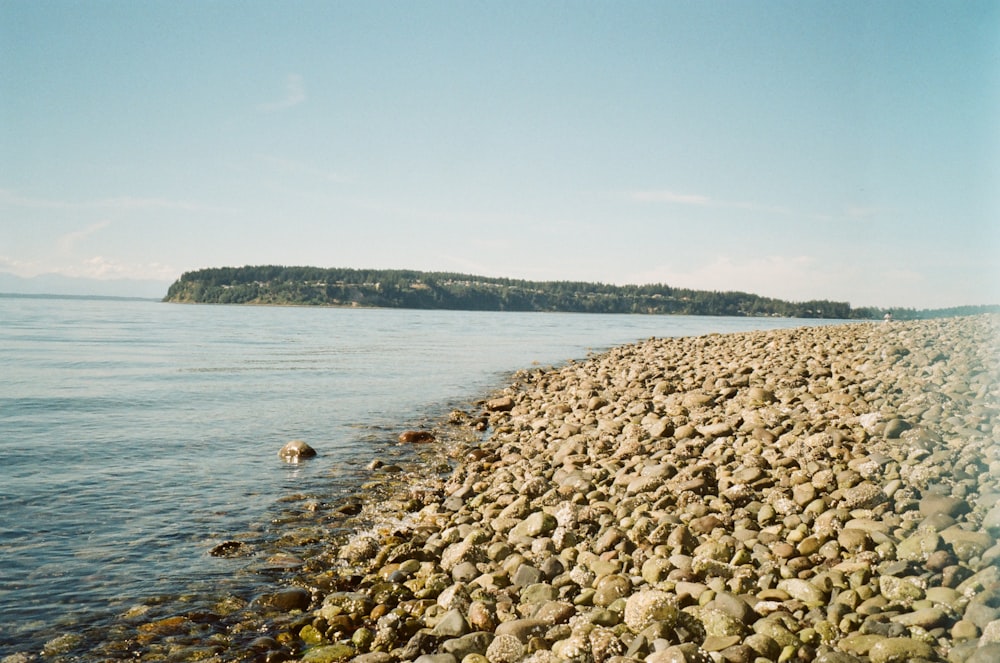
[163,266,996,319]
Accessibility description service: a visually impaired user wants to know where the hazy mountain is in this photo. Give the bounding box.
[0,272,172,299]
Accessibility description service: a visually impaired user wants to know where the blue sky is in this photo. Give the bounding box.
[1,1,997,308]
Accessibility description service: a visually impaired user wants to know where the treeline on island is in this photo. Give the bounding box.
[163,266,998,319]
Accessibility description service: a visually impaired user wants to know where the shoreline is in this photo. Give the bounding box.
[35,315,1000,663]
[160,297,852,320]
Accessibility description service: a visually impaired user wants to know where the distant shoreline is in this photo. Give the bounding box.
[0,292,161,303]
[163,265,1000,320]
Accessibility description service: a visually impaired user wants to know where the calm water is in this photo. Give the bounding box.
[0,297,842,656]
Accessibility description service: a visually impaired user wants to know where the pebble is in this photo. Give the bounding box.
[50,314,999,663]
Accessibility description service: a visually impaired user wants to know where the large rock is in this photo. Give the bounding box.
[278,439,316,461]
[255,587,311,612]
[398,430,435,444]
[485,396,515,412]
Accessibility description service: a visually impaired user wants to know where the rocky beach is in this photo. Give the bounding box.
[26,315,999,663]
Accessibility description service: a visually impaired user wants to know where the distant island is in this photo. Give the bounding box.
[163,266,997,320]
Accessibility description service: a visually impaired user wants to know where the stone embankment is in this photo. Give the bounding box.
[267,316,999,662]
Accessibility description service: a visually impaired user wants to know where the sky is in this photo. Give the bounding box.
[1,1,998,309]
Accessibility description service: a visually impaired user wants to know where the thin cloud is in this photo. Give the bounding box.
[258,73,306,112]
[0,255,43,275]
[70,257,177,281]
[81,256,134,278]
[0,253,177,281]
[57,220,111,254]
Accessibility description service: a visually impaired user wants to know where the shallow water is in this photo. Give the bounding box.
[0,297,843,656]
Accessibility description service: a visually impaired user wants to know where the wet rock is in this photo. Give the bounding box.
[210,540,250,557]
[256,587,311,612]
[399,430,436,444]
[42,633,84,656]
[278,439,317,461]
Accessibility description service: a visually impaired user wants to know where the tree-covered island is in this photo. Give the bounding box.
[163,266,997,319]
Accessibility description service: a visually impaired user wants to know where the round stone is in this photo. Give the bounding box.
[278,439,317,461]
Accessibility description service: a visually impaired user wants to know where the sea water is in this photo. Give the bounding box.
[0,296,843,656]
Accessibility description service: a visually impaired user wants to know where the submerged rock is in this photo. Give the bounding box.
[209,540,250,557]
[278,439,317,461]
[398,430,436,444]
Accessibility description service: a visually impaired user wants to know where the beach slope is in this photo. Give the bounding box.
[286,315,1000,663]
